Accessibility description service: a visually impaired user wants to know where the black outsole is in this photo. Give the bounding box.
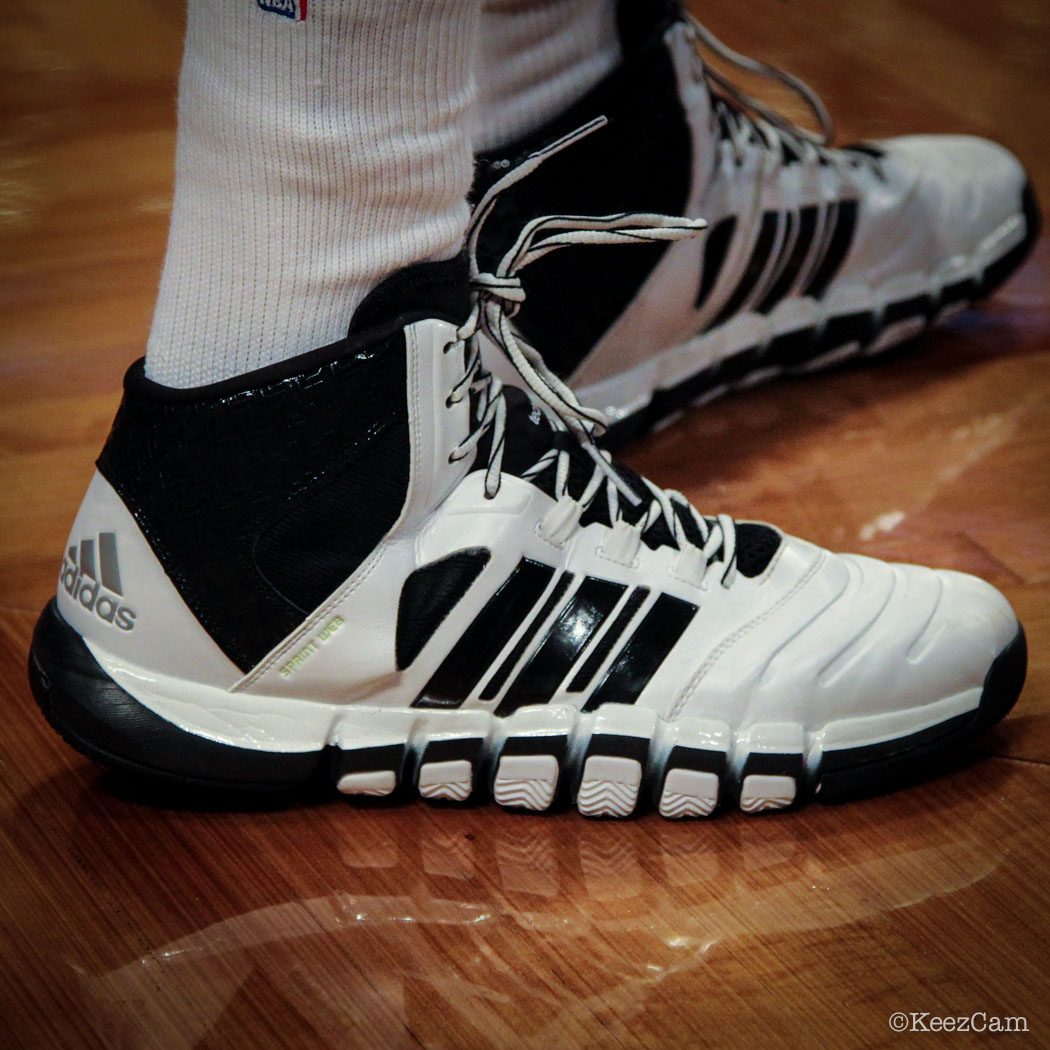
[29,599,1028,816]
[602,180,1042,452]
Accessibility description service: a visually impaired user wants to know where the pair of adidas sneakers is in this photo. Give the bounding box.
[30,4,1037,818]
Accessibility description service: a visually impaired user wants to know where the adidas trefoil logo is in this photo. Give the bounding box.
[60,532,136,631]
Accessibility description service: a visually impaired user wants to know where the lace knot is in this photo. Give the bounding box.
[471,272,525,315]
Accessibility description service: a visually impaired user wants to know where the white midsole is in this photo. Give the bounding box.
[89,638,981,773]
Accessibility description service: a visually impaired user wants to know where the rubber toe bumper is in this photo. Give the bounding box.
[815,623,1027,802]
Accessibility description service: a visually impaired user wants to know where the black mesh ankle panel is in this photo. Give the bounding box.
[97,258,468,672]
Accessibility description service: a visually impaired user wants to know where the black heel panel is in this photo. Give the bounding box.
[28,600,322,790]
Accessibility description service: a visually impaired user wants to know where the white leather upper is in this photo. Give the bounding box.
[65,317,1018,749]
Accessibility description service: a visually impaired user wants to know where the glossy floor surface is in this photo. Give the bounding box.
[1,2,1048,1048]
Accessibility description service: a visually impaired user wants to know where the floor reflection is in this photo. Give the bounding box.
[9,759,1026,1049]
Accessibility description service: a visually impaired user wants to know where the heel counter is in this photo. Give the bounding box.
[54,472,241,686]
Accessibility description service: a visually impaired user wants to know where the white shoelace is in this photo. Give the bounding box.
[446,118,739,587]
[686,15,883,178]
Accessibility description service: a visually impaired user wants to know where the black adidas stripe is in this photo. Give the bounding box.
[756,205,818,314]
[567,587,649,693]
[495,576,626,716]
[752,209,797,314]
[695,216,737,310]
[412,558,554,709]
[582,593,697,711]
[413,559,698,715]
[701,195,858,329]
[709,210,779,327]
[480,571,574,701]
[803,199,857,299]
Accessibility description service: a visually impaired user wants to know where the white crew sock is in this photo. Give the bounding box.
[146,0,481,389]
[472,0,621,152]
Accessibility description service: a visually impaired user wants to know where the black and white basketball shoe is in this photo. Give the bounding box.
[29,135,1026,818]
[473,1,1041,446]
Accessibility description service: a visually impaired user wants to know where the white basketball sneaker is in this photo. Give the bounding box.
[473,0,1040,445]
[30,138,1026,818]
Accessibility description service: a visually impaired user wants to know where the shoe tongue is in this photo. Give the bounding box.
[479,386,782,574]
[477,387,675,545]
[491,387,603,502]
[494,387,558,480]
[347,255,471,337]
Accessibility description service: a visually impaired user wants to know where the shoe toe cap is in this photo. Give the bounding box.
[824,558,1020,725]
[753,553,1022,731]
[906,566,1018,682]
[879,133,1029,254]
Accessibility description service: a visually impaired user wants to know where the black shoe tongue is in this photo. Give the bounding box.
[480,387,782,573]
[494,387,559,483]
[734,522,782,577]
[477,387,673,545]
[472,386,603,507]
[347,255,471,337]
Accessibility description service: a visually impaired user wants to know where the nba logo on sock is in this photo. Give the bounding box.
[257,0,307,21]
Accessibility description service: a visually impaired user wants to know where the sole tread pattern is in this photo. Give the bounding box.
[577,777,640,819]
[658,768,720,819]
[493,752,560,811]
[493,777,558,812]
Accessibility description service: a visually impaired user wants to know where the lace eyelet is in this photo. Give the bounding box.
[445,396,454,408]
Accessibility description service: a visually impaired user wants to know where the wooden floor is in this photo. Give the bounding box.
[1,2,1048,1048]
